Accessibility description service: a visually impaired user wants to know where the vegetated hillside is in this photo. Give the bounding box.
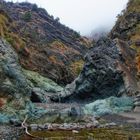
[0,0,91,85]
[110,0,140,81]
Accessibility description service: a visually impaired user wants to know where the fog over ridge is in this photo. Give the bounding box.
[6,0,128,36]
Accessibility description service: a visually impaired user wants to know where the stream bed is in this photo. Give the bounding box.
[20,127,140,140]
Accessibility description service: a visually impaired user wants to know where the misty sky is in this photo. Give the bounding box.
[6,0,128,35]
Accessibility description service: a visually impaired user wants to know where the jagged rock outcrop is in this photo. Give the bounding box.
[0,38,30,107]
[0,1,91,84]
[0,38,62,123]
[110,0,140,111]
[110,0,140,41]
[50,0,140,103]
[110,0,140,84]
[51,37,138,103]
[0,38,31,123]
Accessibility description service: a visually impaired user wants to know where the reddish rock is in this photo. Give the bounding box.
[0,98,7,108]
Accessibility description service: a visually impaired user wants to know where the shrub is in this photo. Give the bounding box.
[70,60,84,75]
[32,4,38,12]
[73,32,80,38]
[22,11,32,22]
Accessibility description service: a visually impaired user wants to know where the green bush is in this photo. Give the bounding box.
[22,11,32,22]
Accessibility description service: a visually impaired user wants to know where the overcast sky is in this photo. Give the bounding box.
[6,0,128,35]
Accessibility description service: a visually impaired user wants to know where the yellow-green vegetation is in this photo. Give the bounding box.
[0,13,26,52]
[48,55,58,64]
[127,0,140,13]
[70,60,84,75]
[22,11,32,22]
[131,22,140,36]
[22,69,63,92]
[20,128,140,140]
[0,14,8,37]
[50,40,79,55]
[129,24,140,76]
[123,0,140,76]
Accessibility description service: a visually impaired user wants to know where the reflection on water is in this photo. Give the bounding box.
[20,128,140,140]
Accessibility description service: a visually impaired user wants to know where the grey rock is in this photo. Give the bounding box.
[30,124,38,131]
[51,38,138,103]
[0,38,47,123]
[83,96,134,117]
[134,106,140,112]
[134,93,140,112]
[0,38,31,97]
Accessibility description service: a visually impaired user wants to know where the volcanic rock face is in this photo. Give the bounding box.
[51,38,138,102]
[0,1,91,84]
[110,0,140,83]
[0,38,30,122]
[50,0,140,103]
[0,38,62,123]
[110,0,140,111]
[0,38,30,102]
[110,0,140,41]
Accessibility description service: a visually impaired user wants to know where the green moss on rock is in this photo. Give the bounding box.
[23,69,63,93]
[83,96,134,117]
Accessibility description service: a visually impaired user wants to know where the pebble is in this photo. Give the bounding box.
[72,130,79,133]
[30,124,38,130]
[30,122,99,131]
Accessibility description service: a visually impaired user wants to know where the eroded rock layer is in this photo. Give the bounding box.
[51,38,138,102]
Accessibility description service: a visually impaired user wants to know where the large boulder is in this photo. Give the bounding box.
[51,37,139,103]
[83,96,134,117]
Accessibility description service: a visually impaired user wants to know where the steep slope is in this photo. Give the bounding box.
[110,0,140,82]
[0,38,43,123]
[0,0,91,85]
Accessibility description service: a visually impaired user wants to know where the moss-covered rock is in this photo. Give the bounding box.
[83,96,134,117]
[23,69,63,93]
[0,38,48,123]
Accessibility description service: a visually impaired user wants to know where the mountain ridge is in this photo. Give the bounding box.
[0,0,91,85]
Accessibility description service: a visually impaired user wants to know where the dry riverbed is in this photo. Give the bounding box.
[1,112,140,140]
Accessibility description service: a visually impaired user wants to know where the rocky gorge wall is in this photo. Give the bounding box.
[0,0,91,85]
[0,0,140,125]
[0,38,64,123]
